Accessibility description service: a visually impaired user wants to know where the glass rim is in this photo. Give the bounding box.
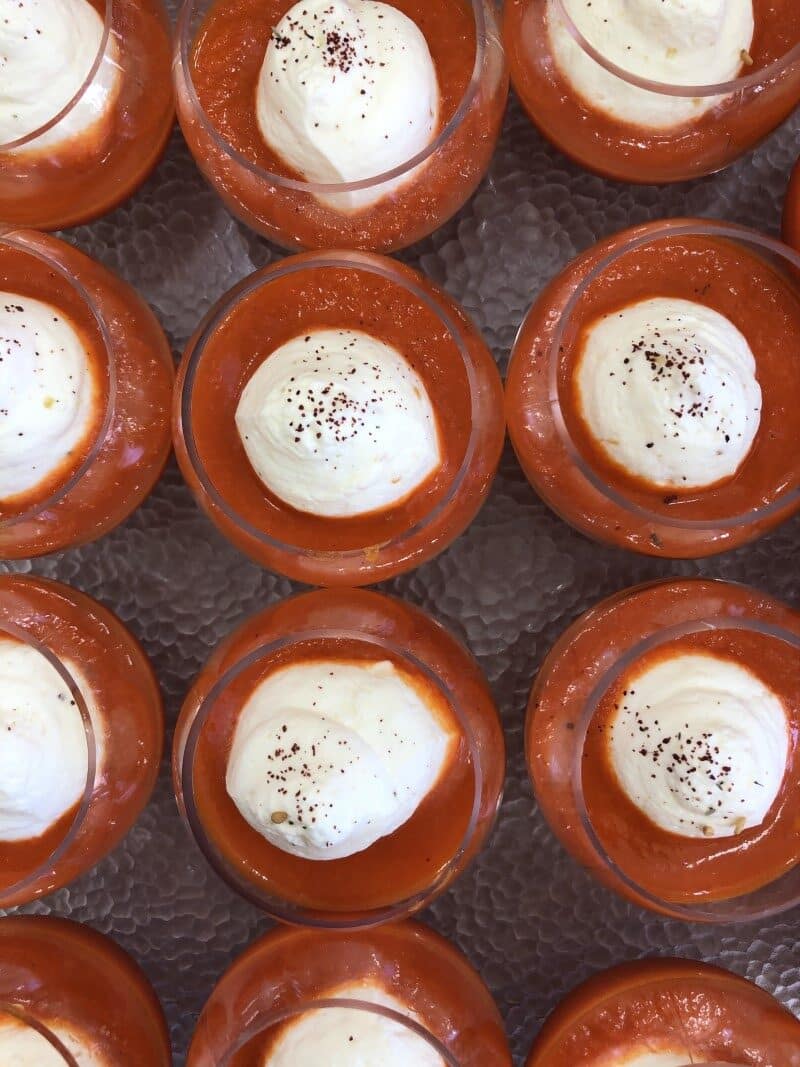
[0,0,114,153]
[553,0,800,97]
[217,997,459,1065]
[175,0,489,193]
[0,228,117,530]
[179,624,485,927]
[544,968,752,1065]
[571,608,800,922]
[546,218,800,531]
[0,620,98,907]
[0,1004,81,1067]
[179,250,482,560]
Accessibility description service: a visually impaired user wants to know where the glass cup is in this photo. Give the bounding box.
[0,917,171,1065]
[187,921,512,1066]
[173,250,505,586]
[173,0,508,251]
[506,218,800,558]
[0,228,174,559]
[0,574,163,908]
[503,0,800,183]
[526,577,800,923]
[0,0,174,230]
[527,959,800,1065]
[173,587,506,927]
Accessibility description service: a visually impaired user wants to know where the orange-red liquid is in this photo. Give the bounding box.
[188,264,474,552]
[0,0,174,229]
[505,0,800,183]
[192,639,475,912]
[190,0,475,178]
[583,630,800,902]
[528,959,800,1065]
[559,236,800,522]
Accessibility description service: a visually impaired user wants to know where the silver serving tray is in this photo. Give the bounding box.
[5,3,800,1062]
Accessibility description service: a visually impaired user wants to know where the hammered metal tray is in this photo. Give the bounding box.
[5,3,800,1062]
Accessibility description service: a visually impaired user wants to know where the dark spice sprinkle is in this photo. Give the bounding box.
[604,313,751,451]
[256,667,428,849]
[268,0,408,100]
[611,681,749,834]
[0,298,89,418]
[282,334,412,453]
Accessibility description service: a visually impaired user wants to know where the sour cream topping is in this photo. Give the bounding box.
[0,1013,106,1066]
[575,297,761,490]
[226,659,455,861]
[0,0,121,153]
[547,0,754,130]
[235,328,441,518]
[263,981,445,1066]
[0,638,100,842]
[607,651,789,840]
[0,292,100,506]
[256,0,440,211]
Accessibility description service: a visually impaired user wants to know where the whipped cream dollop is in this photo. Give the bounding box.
[263,981,445,1067]
[226,659,454,860]
[607,651,789,839]
[0,292,100,506]
[0,1013,105,1067]
[547,0,754,129]
[236,328,441,518]
[256,0,440,211]
[575,297,761,490]
[0,638,99,841]
[0,0,121,154]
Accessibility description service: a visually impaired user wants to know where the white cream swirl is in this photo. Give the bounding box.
[0,638,100,842]
[226,659,454,860]
[235,329,441,518]
[263,982,445,1066]
[575,297,761,490]
[256,0,440,211]
[547,0,754,130]
[608,652,789,839]
[0,292,100,506]
[0,0,121,155]
[0,1013,106,1066]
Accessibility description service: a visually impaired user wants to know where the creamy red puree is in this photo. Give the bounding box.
[504,0,800,183]
[584,627,800,903]
[174,588,505,923]
[0,574,163,908]
[527,959,800,1066]
[0,0,174,230]
[506,219,800,557]
[174,251,504,585]
[188,922,512,1066]
[0,229,173,559]
[527,578,800,918]
[0,917,170,1065]
[177,0,507,250]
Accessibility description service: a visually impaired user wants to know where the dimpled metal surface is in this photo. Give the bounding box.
[3,4,800,1063]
